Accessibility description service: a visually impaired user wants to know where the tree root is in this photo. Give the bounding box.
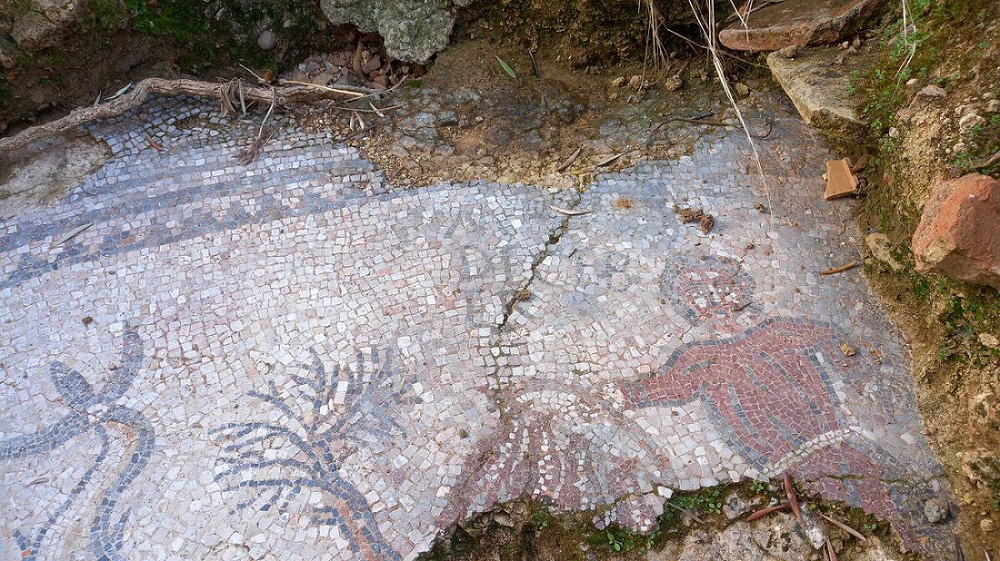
[0,77,373,155]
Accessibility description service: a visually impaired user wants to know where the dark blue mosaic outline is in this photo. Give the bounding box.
[210,347,421,561]
[0,326,153,560]
[0,163,372,288]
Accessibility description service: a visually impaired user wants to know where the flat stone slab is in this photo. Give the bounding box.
[767,48,866,136]
[0,96,956,560]
[720,0,879,51]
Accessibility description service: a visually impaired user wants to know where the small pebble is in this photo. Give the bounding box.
[257,30,277,51]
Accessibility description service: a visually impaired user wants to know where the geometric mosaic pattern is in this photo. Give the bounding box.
[0,96,955,559]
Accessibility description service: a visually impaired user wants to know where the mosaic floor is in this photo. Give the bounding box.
[0,96,955,560]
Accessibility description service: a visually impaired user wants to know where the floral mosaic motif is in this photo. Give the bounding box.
[659,255,755,323]
[0,327,153,561]
[438,380,661,526]
[210,347,421,561]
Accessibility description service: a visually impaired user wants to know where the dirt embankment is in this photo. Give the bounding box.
[0,0,348,134]
[851,0,1000,553]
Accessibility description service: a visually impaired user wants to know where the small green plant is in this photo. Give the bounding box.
[530,507,553,530]
[590,523,657,554]
[749,479,767,494]
[603,528,625,552]
[662,485,726,520]
[912,277,933,301]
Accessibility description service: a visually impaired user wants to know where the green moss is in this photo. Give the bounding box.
[88,0,129,31]
[530,505,554,529]
[860,0,1000,174]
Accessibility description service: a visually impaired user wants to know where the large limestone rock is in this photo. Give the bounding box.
[6,0,91,51]
[767,48,865,137]
[912,174,1000,288]
[720,0,880,51]
[320,0,471,63]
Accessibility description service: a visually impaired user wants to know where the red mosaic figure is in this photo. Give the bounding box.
[621,256,951,554]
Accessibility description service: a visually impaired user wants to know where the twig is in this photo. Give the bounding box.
[219,79,240,118]
[664,501,706,524]
[277,79,370,98]
[641,0,669,70]
[646,113,772,148]
[820,261,859,276]
[974,149,1000,170]
[0,77,366,154]
[238,79,246,115]
[659,25,767,68]
[238,63,265,82]
[684,0,773,227]
[368,101,387,118]
[237,87,278,165]
[549,204,591,217]
[746,504,786,521]
[818,513,867,541]
[333,104,402,114]
[595,152,628,167]
[645,112,712,148]
[826,540,840,561]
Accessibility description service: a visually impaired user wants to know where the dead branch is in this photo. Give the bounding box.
[820,261,859,276]
[0,77,368,155]
[975,148,1000,171]
[237,87,278,165]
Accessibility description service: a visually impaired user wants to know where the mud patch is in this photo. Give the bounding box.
[333,39,771,189]
[0,135,111,220]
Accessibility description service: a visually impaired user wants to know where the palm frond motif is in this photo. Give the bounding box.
[210,346,420,561]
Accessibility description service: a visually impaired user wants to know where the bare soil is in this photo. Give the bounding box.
[851,0,1000,554]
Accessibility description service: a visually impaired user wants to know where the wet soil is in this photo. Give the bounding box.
[326,38,776,191]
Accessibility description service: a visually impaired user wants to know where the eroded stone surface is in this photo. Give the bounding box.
[0,94,956,560]
[0,135,111,221]
[320,0,467,63]
[767,49,866,137]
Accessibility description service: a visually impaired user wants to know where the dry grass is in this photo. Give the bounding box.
[640,0,670,69]
[676,0,771,213]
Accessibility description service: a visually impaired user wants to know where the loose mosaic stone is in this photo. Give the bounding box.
[0,95,956,560]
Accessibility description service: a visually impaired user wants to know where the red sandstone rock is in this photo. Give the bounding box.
[912,174,1000,288]
[720,0,880,51]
